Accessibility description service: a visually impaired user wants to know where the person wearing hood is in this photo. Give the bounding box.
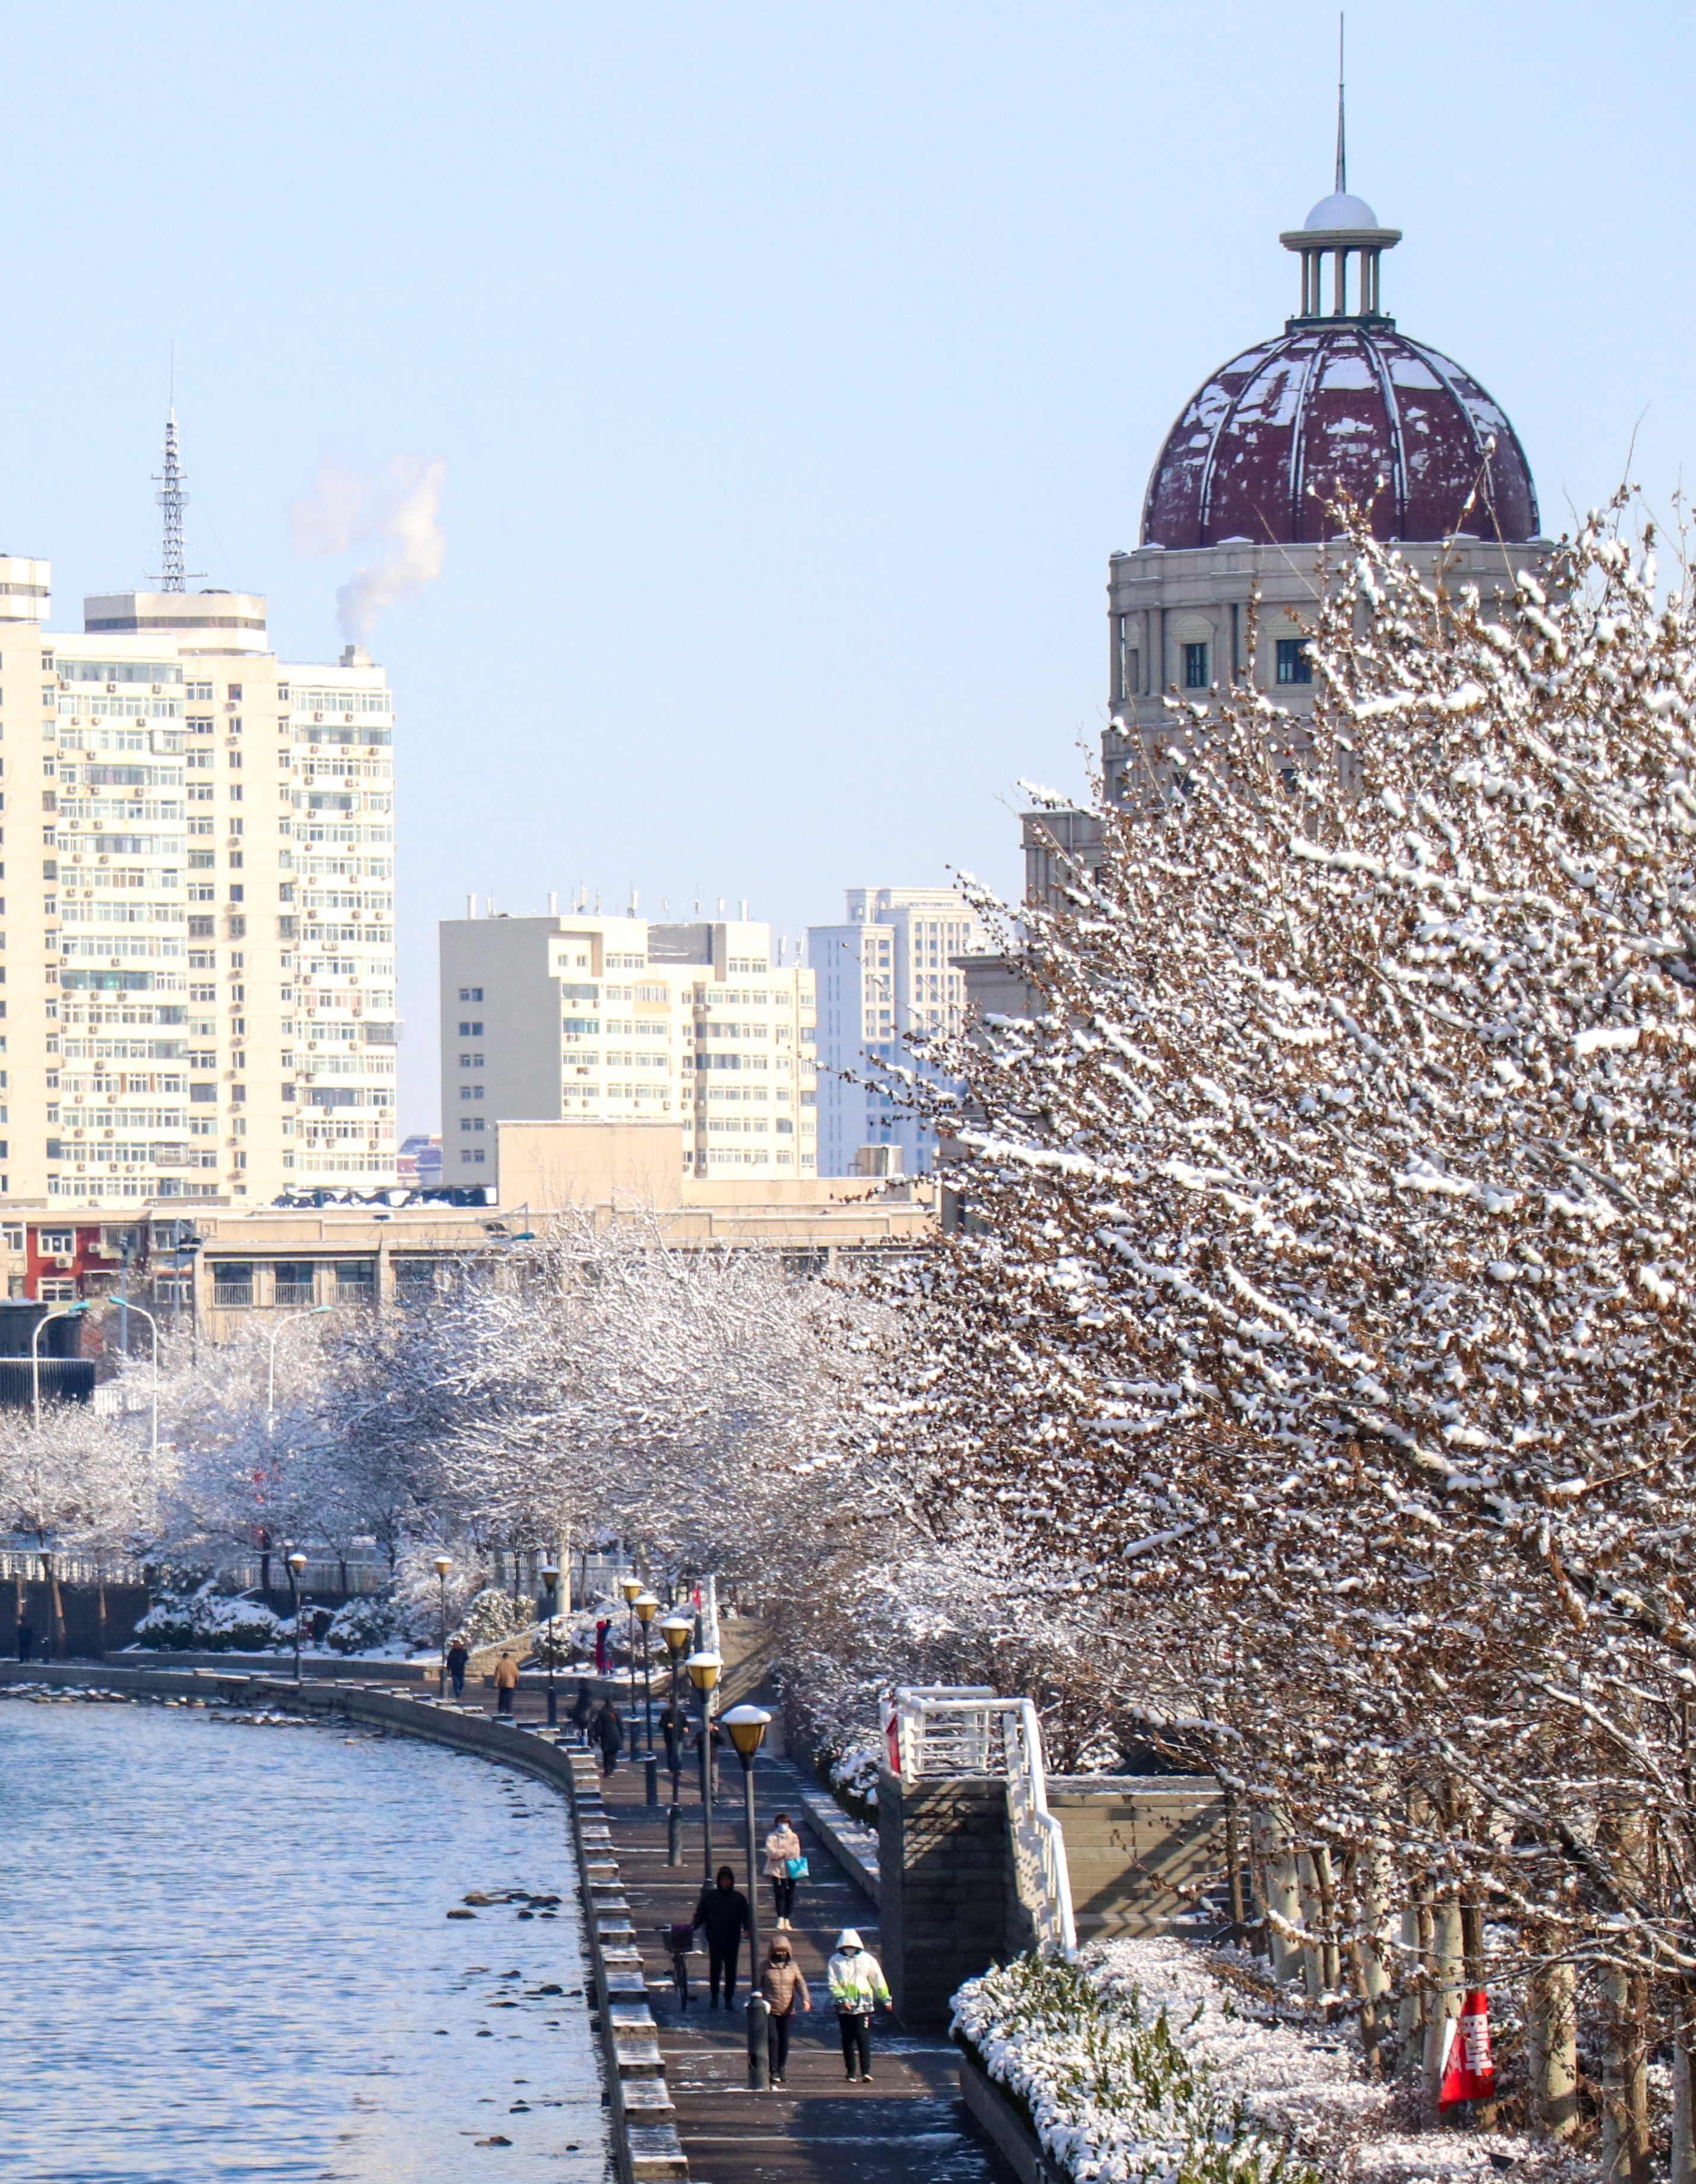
[827,1929,890,2082]
[757,1935,810,2085]
[691,1865,752,2006]
[570,1679,594,1745]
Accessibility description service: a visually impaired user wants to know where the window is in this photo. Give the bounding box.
[460,1117,486,1132]
[334,1260,375,1304]
[1183,641,1209,690]
[37,1229,74,1255]
[211,1262,253,1308]
[226,684,242,702]
[460,1085,484,1100]
[1275,637,1313,685]
[459,987,483,1002]
[38,1277,77,1303]
[458,1020,483,1037]
[461,1149,487,1165]
[459,1053,484,1069]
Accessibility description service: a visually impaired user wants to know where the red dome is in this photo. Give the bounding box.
[1141,321,1539,549]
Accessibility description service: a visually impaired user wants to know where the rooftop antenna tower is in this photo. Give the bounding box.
[149,387,204,592]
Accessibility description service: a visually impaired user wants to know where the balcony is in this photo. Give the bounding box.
[273,1281,315,1308]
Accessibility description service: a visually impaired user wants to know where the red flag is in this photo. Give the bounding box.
[1438,1990,1496,2109]
[882,1697,900,1774]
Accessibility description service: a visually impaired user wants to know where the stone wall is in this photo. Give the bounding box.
[4,1579,150,1658]
[877,1769,1023,2030]
[1047,1776,1227,1942]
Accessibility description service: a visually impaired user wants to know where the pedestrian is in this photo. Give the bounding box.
[493,1649,519,1717]
[759,1934,810,2087]
[828,1928,890,2082]
[691,1864,751,2008]
[446,1636,469,1701]
[595,1695,623,1777]
[764,1810,805,1930]
[570,1678,593,1746]
[16,1614,33,1664]
[658,1696,688,1777]
[594,1617,610,1674]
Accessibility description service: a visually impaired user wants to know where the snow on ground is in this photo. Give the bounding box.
[954,1938,1578,2184]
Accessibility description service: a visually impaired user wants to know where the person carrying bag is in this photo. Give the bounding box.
[763,1811,806,1930]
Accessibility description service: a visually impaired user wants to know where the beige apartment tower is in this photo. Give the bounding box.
[440,906,816,1187]
[0,498,397,1211]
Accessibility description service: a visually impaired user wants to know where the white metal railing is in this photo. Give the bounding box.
[893,1687,1078,1958]
[0,1549,149,1586]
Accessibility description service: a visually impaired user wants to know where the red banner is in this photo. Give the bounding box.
[1438,1990,1496,2109]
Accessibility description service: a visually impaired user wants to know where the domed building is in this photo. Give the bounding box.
[1084,173,1547,818]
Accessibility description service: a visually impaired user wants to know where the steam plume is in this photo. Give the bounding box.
[289,451,447,643]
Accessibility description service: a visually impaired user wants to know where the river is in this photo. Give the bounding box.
[0,1691,609,2182]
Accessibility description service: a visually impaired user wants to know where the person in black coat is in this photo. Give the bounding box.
[570,1679,594,1746]
[691,1866,751,2006]
[657,1698,688,1778]
[16,1616,33,1663]
[595,1696,624,1777]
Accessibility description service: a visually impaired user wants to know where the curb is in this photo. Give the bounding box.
[795,1784,881,1902]
[958,2049,1067,2184]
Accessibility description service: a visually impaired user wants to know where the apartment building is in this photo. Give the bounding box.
[807,887,986,1177]
[0,457,398,1210]
[438,908,816,1183]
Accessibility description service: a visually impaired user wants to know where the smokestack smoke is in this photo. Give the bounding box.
[290,450,447,644]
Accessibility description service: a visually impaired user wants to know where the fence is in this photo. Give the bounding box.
[893,1686,1078,1959]
[0,1548,149,1587]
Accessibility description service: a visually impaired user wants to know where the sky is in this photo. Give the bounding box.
[0,2,1691,1133]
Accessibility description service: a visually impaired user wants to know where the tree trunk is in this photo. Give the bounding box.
[1528,1960,1580,2139]
[1224,1794,1246,1946]
[1348,1848,1395,2071]
[1673,2031,1695,2184]
[96,1576,108,1660]
[1257,1810,1305,1988]
[1423,1898,1463,2098]
[1312,1847,1342,1999]
[1602,1968,1653,2184]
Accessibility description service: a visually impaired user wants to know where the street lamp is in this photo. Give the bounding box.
[121,1302,163,1466]
[434,1554,453,1696]
[286,1550,308,1685]
[633,1591,661,1757]
[620,1575,642,1731]
[686,1649,722,1881]
[539,1560,561,1727]
[30,1304,87,1426]
[660,1614,693,1865]
[722,1703,773,2091]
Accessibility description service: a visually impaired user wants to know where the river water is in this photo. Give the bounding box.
[0,1692,609,2182]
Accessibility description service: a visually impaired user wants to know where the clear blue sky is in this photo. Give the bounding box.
[2,3,1690,1132]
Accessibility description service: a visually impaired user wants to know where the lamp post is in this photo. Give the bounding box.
[633,1591,660,1757]
[539,1560,561,1728]
[121,1302,163,1465]
[30,1304,87,1426]
[433,1554,453,1696]
[660,1614,693,1866]
[620,1574,642,1732]
[722,1703,773,2091]
[686,1649,722,1882]
[286,1549,308,1684]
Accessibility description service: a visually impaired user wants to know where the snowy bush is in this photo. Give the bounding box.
[324,1592,399,1654]
[132,1582,286,1654]
[953,1941,1370,2184]
[459,1586,536,1649]
[825,1739,881,1818]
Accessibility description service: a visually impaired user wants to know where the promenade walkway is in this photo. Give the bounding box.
[460,1681,1015,2184]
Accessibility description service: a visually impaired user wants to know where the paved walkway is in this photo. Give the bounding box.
[446,1682,1014,2183]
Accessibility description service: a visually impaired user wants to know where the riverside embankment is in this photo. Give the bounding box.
[0,1671,609,2183]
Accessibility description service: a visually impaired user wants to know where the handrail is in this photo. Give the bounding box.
[893,1686,1076,1959]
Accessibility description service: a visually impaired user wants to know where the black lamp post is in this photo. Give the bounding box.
[660,1614,693,1865]
[433,1553,453,1696]
[540,1560,561,1727]
[620,1574,642,1731]
[722,1703,773,2091]
[286,1550,308,1685]
[686,1649,722,1881]
[633,1591,660,1756]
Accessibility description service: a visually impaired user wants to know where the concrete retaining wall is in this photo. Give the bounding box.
[1048,1775,1227,1942]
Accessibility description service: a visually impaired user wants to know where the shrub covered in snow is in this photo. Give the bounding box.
[954,1940,1373,2184]
[459,1586,536,1649]
[324,1592,399,1654]
[132,1582,287,1654]
[825,1739,882,1819]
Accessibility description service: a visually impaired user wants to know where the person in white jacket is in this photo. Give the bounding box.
[826,1928,891,2082]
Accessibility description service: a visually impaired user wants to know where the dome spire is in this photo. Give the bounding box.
[1334,13,1347,194]
[1280,27,1400,326]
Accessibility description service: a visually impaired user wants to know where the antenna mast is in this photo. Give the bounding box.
[1334,14,1347,193]
[149,410,204,592]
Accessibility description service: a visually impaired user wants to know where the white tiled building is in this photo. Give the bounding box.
[807,888,986,1177]
[438,908,817,1181]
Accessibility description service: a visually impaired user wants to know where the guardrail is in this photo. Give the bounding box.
[893,1686,1078,1960]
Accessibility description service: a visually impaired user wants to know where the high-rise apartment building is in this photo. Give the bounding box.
[807,888,986,1177]
[438,908,816,1181]
[0,425,399,1209]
